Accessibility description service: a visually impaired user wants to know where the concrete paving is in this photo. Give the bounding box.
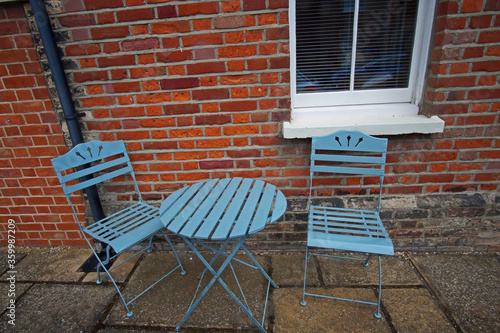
[0,246,498,333]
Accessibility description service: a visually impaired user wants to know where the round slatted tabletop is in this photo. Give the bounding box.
[159,178,287,240]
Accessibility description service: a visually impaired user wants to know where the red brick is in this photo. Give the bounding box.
[58,13,95,27]
[160,78,200,90]
[270,56,290,69]
[81,96,116,107]
[478,30,500,43]
[218,45,257,58]
[136,92,172,104]
[157,50,193,62]
[91,26,129,40]
[470,15,493,28]
[195,114,231,125]
[183,33,223,47]
[222,0,241,12]
[267,27,289,40]
[65,44,101,56]
[420,151,457,162]
[152,21,191,34]
[164,103,200,115]
[200,160,233,169]
[486,45,500,56]
[192,88,229,100]
[158,5,177,18]
[196,138,231,148]
[468,88,500,100]
[220,100,257,112]
[85,0,123,9]
[221,74,259,85]
[97,12,115,24]
[225,31,244,43]
[98,55,135,68]
[173,151,207,160]
[178,2,218,16]
[3,75,35,88]
[223,125,259,136]
[461,0,484,12]
[106,82,141,93]
[214,15,246,29]
[116,8,153,22]
[485,0,500,10]
[187,61,226,74]
[243,0,266,11]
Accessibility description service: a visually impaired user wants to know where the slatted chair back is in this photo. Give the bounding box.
[309,130,388,211]
[52,140,141,207]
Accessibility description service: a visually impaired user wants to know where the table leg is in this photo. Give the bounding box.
[177,236,268,332]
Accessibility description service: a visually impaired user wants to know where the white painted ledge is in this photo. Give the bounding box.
[283,114,445,138]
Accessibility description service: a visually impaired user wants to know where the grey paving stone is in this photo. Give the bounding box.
[106,252,272,331]
[0,247,92,283]
[411,253,500,333]
[273,287,391,333]
[0,284,115,333]
[271,253,320,286]
[318,253,422,285]
[0,247,30,277]
[384,288,456,333]
[0,282,31,313]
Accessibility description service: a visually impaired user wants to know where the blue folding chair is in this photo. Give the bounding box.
[301,130,394,318]
[51,140,185,317]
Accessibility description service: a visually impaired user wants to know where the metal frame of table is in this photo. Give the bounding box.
[159,178,287,332]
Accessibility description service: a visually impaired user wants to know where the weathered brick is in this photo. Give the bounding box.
[122,38,159,51]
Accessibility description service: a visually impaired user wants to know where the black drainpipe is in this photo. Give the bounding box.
[30,0,107,238]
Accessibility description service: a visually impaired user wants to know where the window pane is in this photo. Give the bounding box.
[354,1,418,90]
[296,1,354,93]
[295,0,418,94]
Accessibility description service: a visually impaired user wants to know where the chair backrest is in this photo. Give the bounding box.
[310,130,388,209]
[51,140,141,215]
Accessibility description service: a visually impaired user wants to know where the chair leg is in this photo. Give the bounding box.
[374,255,382,319]
[363,253,372,267]
[161,231,186,275]
[147,235,154,253]
[300,246,309,306]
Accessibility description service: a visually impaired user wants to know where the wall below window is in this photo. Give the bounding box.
[0,0,498,251]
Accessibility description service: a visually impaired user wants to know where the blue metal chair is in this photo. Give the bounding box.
[301,130,394,318]
[51,140,185,317]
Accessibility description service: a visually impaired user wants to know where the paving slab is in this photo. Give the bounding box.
[83,251,142,284]
[0,247,30,277]
[411,253,500,333]
[106,252,272,331]
[273,287,391,333]
[271,253,320,286]
[317,254,422,285]
[0,283,115,333]
[0,282,31,313]
[0,247,92,282]
[383,288,456,333]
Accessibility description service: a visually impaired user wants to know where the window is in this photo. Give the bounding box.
[285,0,444,138]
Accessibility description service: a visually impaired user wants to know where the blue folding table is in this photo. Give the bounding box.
[159,178,287,332]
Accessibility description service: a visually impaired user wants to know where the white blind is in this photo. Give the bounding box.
[296,0,419,94]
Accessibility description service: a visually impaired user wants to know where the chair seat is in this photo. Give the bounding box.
[307,205,394,256]
[84,202,163,254]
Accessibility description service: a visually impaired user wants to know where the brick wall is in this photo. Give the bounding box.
[1,0,498,251]
[0,2,86,246]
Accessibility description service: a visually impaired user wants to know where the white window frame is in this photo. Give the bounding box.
[285,0,444,138]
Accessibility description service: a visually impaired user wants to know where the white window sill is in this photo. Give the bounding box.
[283,114,445,138]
